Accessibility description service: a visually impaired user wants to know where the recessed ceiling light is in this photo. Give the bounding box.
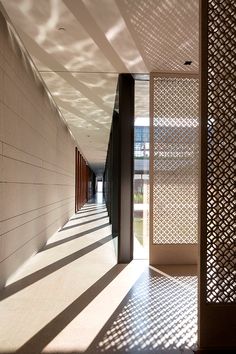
[58,27,66,31]
[184,60,192,65]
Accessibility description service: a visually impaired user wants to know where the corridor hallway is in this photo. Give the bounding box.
[0,195,197,354]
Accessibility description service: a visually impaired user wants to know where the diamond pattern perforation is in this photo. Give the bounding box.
[206,0,236,303]
[152,77,199,244]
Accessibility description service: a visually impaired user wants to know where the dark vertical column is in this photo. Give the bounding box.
[75,147,78,212]
[85,163,87,202]
[199,0,208,347]
[111,111,119,237]
[107,141,111,220]
[79,153,82,208]
[109,134,113,224]
[86,166,89,201]
[118,74,134,263]
[82,159,85,205]
[199,0,236,350]
[78,149,79,211]
[93,173,96,196]
[82,158,84,205]
[82,156,84,205]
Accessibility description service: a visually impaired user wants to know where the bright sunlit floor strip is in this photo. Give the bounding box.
[0,195,197,354]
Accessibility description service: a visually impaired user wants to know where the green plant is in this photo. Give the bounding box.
[133,193,143,203]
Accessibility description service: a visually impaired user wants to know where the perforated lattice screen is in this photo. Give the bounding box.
[152,76,199,244]
[206,1,236,303]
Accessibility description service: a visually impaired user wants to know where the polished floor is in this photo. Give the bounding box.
[0,194,197,354]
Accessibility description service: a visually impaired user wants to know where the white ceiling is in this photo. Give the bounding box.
[1,0,199,174]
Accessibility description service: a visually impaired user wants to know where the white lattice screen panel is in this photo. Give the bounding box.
[206,0,236,303]
[151,76,199,244]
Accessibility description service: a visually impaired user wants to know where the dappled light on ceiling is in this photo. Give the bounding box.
[1,0,199,174]
[84,0,147,73]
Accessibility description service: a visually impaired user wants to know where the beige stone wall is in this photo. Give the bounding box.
[0,10,76,287]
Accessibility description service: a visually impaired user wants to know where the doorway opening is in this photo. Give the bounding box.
[96,177,103,204]
[97,180,103,193]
